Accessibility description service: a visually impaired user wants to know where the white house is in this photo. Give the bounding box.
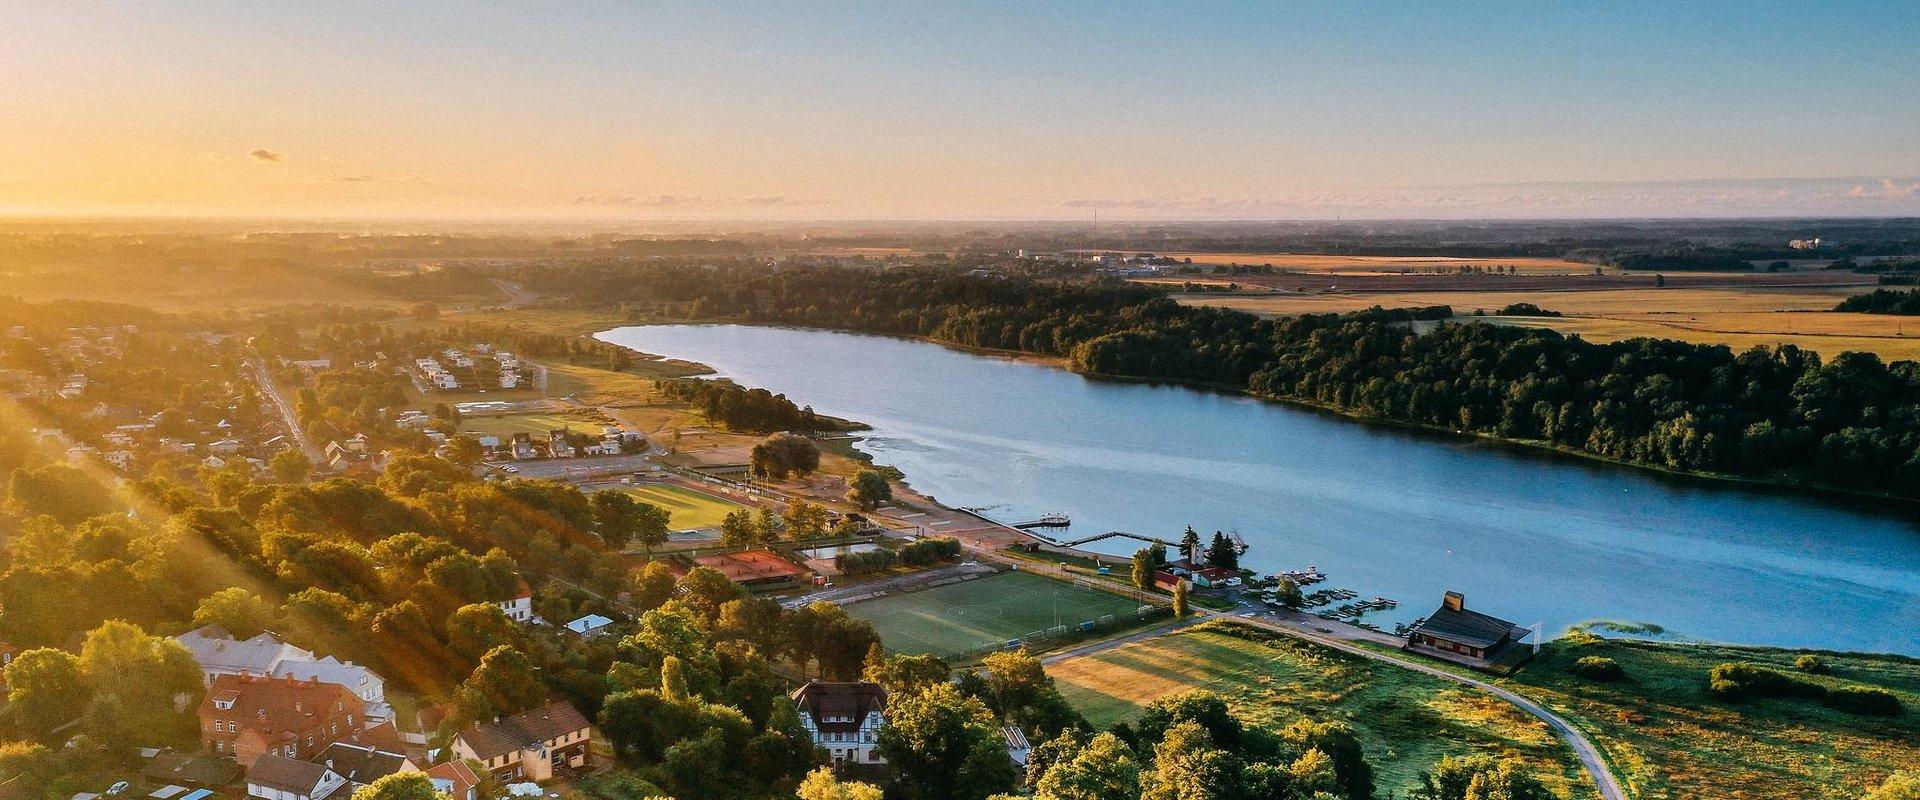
[245,754,346,800]
[792,681,887,764]
[272,656,392,721]
[175,625,316,685]
[497,582,535,623]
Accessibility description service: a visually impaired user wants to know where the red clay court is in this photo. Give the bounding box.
[693,549,810,588]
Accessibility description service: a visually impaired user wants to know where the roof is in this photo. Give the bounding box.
[175,625,314,676]
[564,614,613,634]
[246,754,337,793]
[791,681,887,735]
[1411,600,1525,650]
[315,741,410,785]
[199,673,365,742]
[142,750,242,787]
[454,700,592,761]
[427,761,481,796]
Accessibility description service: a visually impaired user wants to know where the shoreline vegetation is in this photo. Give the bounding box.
[508,264,1920,507]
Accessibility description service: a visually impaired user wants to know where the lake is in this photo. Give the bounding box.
[599,324,1920,655]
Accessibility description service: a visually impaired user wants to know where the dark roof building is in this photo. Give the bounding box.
[245,753,347,800]
[1405,592,1532,670]
[449,700,592,782]
[314,741,416,789]
[792,681,888,765]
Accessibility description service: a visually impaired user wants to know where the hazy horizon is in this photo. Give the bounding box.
[5,2,1917,220]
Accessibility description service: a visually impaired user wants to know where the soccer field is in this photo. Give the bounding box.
[850,570,1147,657]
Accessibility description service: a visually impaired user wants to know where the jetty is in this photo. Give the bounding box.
[1011,513,1072,529]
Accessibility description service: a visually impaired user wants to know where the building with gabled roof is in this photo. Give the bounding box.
[313,741,417,791]
[448,700,591,782]
[426,760,482,800]
[245,753,346,800]
[176,625,316,685]
[200,673,365,768]
[1405,591,1532,671]
[792,681,887,765]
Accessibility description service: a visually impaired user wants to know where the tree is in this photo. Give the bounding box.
[1172,579,1189,619]
[864,648,950,696]
[269,448,313,483]
[1131,548,1154,592]
[0,742,55,789]
[750,433,820,480]
[591,490,669,552]
[1411,754,1552,800]
[446,603,526,664]
[1035,732,1141,800]
[4,648,89,742]
[720,509,758,547]
[878,683,1019,800]
[1205,532,1238,570]
[845,468,892,511]
[353,772,439,800]
[1273,577,1304,610]
[797,767,885,800]
[444,436,484,466]
[1140,721,1238,800]
[755,507,782,544]
[1179,526,1202,562]
[76,621,204,748]
[6,463,114,524]
[631,560,679,611]
[782,498,829,539]
[191,587,276,639]
[455,646,546,723]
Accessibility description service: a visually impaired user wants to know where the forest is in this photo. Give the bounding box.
[516,263,1920,499]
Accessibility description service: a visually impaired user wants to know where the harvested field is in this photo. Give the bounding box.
[1099,252,1597,274]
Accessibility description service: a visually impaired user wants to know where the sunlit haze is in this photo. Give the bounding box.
[4,1,1918,220]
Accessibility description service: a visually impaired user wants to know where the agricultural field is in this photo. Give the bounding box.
[1047,623,1596,798]
[1499,635,1920,800]
[622,483,746,531]
[1181,284,1920,361]
[851,570,1146,658]
[1105,252,1599,274]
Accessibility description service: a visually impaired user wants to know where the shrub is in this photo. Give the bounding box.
[1571,656,1625,681]
[835,549,898,575]
[1824,686,1902,716]
[1708,678,1746,701]
[1794,654,1828,674]
[898,537,962,566]
[1708,662,1825,700]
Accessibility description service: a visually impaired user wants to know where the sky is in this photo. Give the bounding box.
[2,1,1917,220]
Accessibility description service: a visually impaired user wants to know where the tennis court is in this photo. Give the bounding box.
[850,570,1146,657]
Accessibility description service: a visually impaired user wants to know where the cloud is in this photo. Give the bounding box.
[247,148,283,163]
[1847,178,1919,200]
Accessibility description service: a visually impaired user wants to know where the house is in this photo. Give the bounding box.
[496,582,535,623]
[426,760,482,800]
[563,614,613,639]
[792,681,887,765]
[208,438,244,455]
[200,673,366,768]
[176,625,316,685]
[1404,591,1532,670]
[245,753,347,800]
[448,700,592,782]
[1003,725,1033,767]
[510,433,537,460]
[272,656,391,721]
[476,435,503,457]
[313,741,416,790]
[547,430,575,459]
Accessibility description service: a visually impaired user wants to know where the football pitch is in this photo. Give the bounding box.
[849,570,1148,657]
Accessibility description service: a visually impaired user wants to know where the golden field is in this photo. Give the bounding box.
[1118,251,1599,274]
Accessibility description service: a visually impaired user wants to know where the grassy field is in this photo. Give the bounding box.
[851,570,1146,658]
[1498,635,1920,800]
[1048,623,1596,798]
[622,483,746,531]
[460,409,614,437]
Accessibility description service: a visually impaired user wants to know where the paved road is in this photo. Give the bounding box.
[251,356,325,466]
[1231,614,1629,800]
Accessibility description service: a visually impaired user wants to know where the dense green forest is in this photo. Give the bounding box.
[518,264,1920,498]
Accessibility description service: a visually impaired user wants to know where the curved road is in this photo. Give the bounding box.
[1233,614,1628,800]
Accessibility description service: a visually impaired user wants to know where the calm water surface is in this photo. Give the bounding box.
[600,324,1920,655]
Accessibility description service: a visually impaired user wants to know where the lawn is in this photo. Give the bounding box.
[460,410,614,437]
[1499,635,1920,800]
[621,483,745,531]
[1048,623,1597,798]
[850,570,1146,658]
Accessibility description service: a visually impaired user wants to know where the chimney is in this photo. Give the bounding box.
[294,700,304,713]
[1443,591,1464,612]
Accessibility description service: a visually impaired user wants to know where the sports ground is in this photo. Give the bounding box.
[849,570,1147,657]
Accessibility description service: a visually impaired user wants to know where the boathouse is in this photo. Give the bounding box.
[1405,591,1531,670]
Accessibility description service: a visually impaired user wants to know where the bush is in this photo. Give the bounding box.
[835,549,898,575]
[898,537,962,566]
[1824,686,1903,716]
[1708,662,1825,700]
[1571,656,1625,681]
[1708,678,1746,701]
[1794,654,1828,674]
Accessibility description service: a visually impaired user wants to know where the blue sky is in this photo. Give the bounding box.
[2,1,1916,218]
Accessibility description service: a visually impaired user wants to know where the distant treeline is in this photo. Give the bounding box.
[547,264,1920,497]
[1835,289,1920,315]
